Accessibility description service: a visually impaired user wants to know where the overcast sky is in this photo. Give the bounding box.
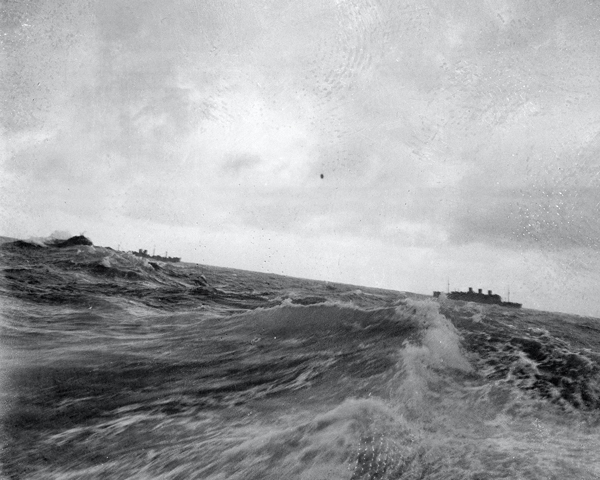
[2,0,600,316]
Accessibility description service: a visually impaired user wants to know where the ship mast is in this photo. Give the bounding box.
[447,278,450,294]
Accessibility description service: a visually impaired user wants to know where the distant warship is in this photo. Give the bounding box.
[131,249,181,263]
[433,287,522,308]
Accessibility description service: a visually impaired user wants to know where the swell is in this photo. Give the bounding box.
[0,300,446,461]
[1,302,418,433]
[0,246,274,312]
[4,245,600,479]
[226,300,418,339]
[4,289,600,479]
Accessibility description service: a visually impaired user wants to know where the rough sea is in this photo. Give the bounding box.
[2,242,600,479]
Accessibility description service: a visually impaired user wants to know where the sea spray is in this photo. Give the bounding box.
[401,299,473,372]
[190,397,417,480]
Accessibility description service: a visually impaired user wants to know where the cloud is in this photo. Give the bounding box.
[445,185,600,251]
[222,153,263,174]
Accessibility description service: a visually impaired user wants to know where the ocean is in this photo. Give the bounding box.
[1,242,600,479]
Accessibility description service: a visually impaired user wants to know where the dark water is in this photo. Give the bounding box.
[1,244,600,479]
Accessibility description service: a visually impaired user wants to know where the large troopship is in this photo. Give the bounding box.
[433,287,522,308]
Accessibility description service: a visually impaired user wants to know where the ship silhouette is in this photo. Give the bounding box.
[433,287,522,308]
[131,249,181,263]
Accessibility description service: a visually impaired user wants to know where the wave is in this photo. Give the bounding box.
[4,245,600,478]
[226,300,415,339]
[3,262,600,480]
[429,308,595,411]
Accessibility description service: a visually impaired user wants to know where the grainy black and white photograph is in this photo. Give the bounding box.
[2,0,600,478]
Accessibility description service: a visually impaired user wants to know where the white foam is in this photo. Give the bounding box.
[204,397,412,480]
[400,299,472,373]
[100,257,112,268]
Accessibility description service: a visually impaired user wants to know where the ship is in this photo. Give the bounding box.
[433,287,522,308]
[131,248,181,263]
